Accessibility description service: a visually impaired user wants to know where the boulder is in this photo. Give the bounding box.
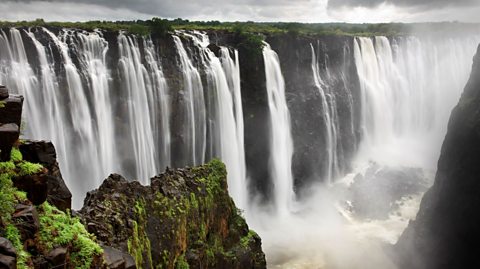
[46,247,68,268]
[0,123,19,162]
[0,85,8,100]
[12,173,48,206]
[0,254,16,269]
[12,204,40,241]
[102,246,136,269]
[0,237,16,269]
[0,94,23,127]
[0,238,16,258]
[19,141,72,211]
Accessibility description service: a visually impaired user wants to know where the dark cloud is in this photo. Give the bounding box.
[7,0,313,20]
[328,0,479,10]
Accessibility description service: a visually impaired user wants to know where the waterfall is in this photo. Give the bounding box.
[310,44,340,183]
[353,35,480,167]
[176,31,248,208]
[172,35,206,166]
[263,42,295,214]
[117,33,158,183]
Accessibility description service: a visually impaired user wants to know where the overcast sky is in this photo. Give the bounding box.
[0,0,479,23]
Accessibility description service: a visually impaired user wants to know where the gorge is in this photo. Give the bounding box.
[1,22,480,268]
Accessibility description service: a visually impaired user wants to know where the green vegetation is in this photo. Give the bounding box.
[0,146,102,269]
[175,254,190,269]
[37,202,103,269]
[128,199,154,269]
[3,17,477,38]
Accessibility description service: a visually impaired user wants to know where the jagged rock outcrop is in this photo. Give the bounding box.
[17,140,72,211]
[80,160,266,269]
[0,85,23,162]
[395,44,480,268]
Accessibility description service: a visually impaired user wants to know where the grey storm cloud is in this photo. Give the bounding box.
[6,0,313,19]
[327,0,479,10]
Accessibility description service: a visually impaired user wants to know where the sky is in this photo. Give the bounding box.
[0,0,479,23]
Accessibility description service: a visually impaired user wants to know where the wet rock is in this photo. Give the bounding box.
[0,94,23,127]
[102,246,136,269]
[0,238,16,258]
[46,247,67,268]
[12,174,48,206]
[12,204,40,241]
[0,237,16,269]
[0,253,16,269]
[19,141,72,211]
[80,160,266,269]
[0,85,8,99]
[0,123,19,162]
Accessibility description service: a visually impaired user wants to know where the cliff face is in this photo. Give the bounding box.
[395,44,480,268]
[266,34,360,192]
[80,160,266,269]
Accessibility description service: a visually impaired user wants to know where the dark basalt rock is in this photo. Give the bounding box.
[12,203,40,242]
[395,44,480,268]
[0,123,20,162]
[0,253,16,269]
[0,85,8,100]
[79,160,266,269]
[46,247,68,267]
[0,237,16,259]
[12,173,48,206]
[19,141,72,211]
[0,94,23,128]
[102,246,136,269]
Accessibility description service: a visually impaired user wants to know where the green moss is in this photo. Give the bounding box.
[0,161,15,172]
[174,254,189,269]
[17,162,43,176]
[4,224,30,269]
[128,199,153,269]
[240,230,258,248]
[10,148,22,162]
[37,202,103,269]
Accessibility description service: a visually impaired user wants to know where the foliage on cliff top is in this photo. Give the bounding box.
[1,18,478,37]
[0,146,103,269]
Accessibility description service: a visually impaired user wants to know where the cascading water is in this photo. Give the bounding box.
[176,31,248,208]
[0,28,173,207]
[262,42,295,214]
[0,27,247,209]
[310,44,340,183]
[172,34,206,167]
[353,35,480,168]
[117,33,159,183]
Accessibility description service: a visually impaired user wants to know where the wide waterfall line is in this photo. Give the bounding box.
[263,42,295,214]
[353,35,480,167]
[0,27,248,209]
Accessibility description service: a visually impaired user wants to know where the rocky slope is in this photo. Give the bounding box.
[395,44,480,268]
[80,160,266,269]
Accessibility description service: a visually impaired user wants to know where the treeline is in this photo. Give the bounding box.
[0,18,478,37]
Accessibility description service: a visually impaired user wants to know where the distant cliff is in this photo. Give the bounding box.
[395,44,480,268]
